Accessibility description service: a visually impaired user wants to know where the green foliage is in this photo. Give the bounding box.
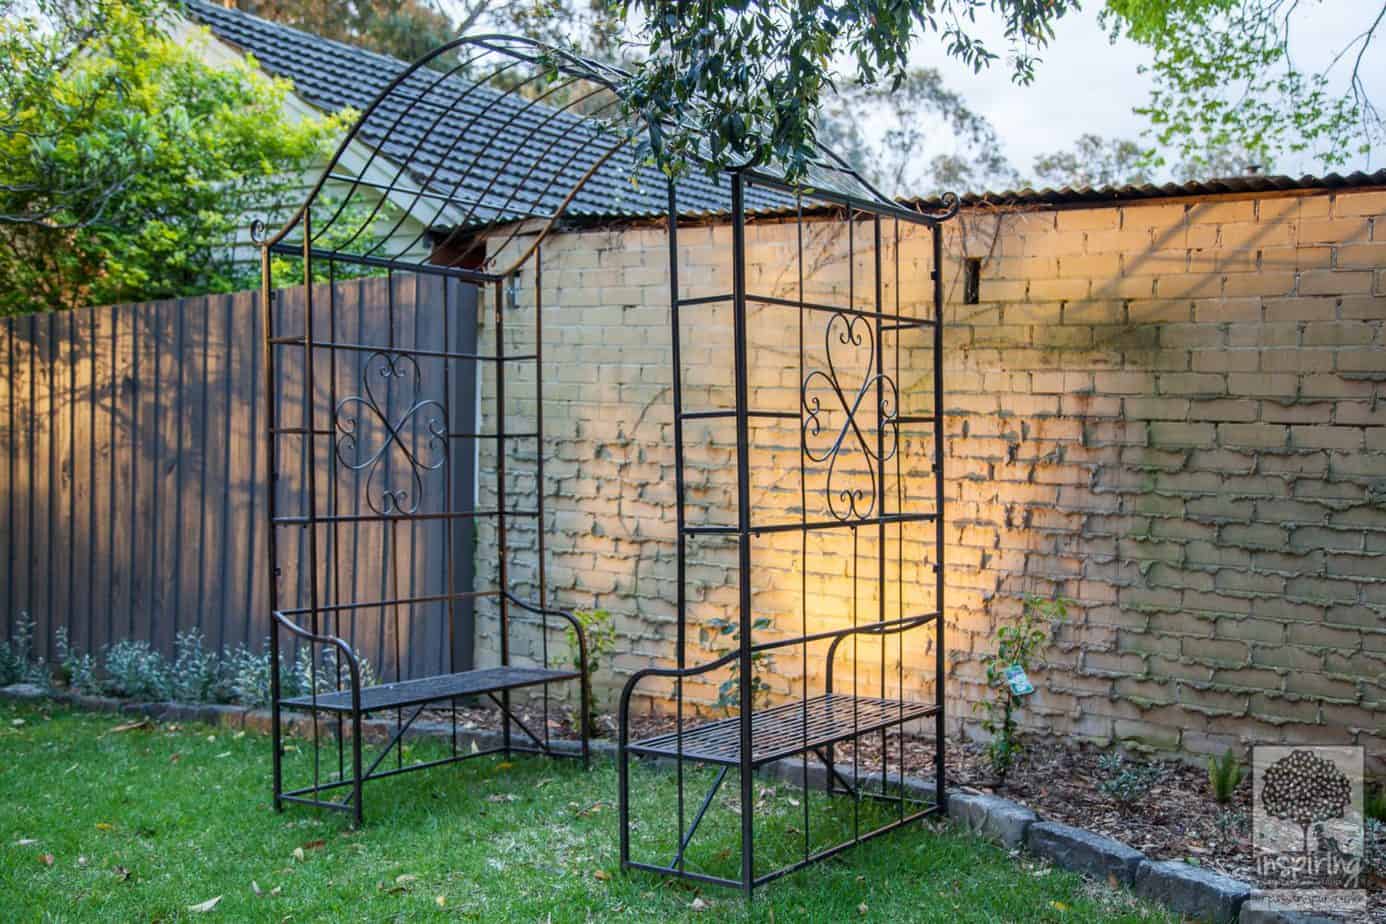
[102,639,173,700]
[973,595,1065,784]
[0,0,344,314]
[1206,747,1244,804]
[1366,784,1386,823]
[616,0,1078,181]
[704,615,775,715]
[1097,752,1164,809]
[1102,0,1377,171]
[0,615,48,687]
[6,620,376,706]
[55,627,100,695]
[565,608,615,733]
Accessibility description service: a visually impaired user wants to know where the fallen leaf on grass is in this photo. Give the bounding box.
[576,801,606,817]
[395,874,418,886]
[187,896,222,913]
[496,762,514,771]
[435,895,446,908]
[301,839,325,851]
[38,853,54,867]
[251,881,262,896]
[486,793,516,804]
[857,903,868,916]
[1049,901,1069,913]
[593,869,610,882]
[292,847,306,862]
[95,822,113,832]
[690,897,709,912]
[14,838,37,846]
[114,866,131,881]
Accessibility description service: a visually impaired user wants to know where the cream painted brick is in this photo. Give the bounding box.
[1221,220,1296,250]
[1256,197,1302,222]
[1263,296,1336,322]
[1335,242,1386,268]
[1334,190,1386,217]
[1056,208,1119,231]
[1300,269,1375,296]
[1157,274,1221,299]
[1188,199,1257,224]
[1058,253,1122,278]
[1299,218,1371,244]
[1122,202,1188,229]
[1028,278,1091,301]
[1088,228,1155,254]
[1103,275,1157,299]
[1193,298,1261,322]
[1223,272,1297,298]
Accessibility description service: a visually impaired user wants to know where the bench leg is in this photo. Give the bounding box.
[351,709,364,828]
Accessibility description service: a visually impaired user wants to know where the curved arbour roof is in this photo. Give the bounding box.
[236,21,956,279]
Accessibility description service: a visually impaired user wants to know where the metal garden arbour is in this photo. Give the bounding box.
[617,175,954,895]
[253,30,955,882]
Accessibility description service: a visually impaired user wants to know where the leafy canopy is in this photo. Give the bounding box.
[1103,0,1381,172]
[0,0,343,314]
[613,0,1079,180]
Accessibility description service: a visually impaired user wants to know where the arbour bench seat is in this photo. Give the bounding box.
[626,693,939,769]
[281,665,580,714]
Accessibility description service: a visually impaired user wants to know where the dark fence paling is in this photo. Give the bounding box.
[0,276,478,677]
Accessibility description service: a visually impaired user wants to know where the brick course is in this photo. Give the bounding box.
[474,186,1386,772]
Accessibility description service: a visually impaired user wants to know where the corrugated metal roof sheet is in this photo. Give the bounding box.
[904,170,1386,211]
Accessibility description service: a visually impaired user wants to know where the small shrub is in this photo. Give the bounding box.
[102,640,172,700]
[1207,747,1244,804]
[168,630,235,703]
[704,615,775,715]
[55,627,100,695]
[974,595,1066,784]
[1213,808,1246,850]
[565,609,615,734]
[1097,752,1164,809]
[0,614,48,687]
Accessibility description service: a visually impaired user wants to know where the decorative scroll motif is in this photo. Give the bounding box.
[802,312,899,521]
[334,351,448,515]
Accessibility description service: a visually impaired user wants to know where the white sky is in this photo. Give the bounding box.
[900,3,1384,182]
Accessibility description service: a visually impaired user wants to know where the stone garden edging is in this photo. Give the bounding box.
[1,685,1341,923]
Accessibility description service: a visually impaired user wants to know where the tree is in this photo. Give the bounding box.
[230,1,456,62]
[819,69,1021,197]
[1102,0,1383,172]
[0,1,343,313]
[1032,134,1154,189]
[1261,749,1354,857]
[613,0,1080,180]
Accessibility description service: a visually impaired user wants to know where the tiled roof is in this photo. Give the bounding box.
[185,1,793,226]
[905,169,1386,211]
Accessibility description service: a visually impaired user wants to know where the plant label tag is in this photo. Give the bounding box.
[1004,665,1034,696]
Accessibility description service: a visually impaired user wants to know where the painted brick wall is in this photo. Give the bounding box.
[472,186,1386,771]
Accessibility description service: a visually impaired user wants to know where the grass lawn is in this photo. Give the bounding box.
[0,700,1174,922]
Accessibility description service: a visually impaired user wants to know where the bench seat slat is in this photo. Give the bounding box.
[281,666,580,714]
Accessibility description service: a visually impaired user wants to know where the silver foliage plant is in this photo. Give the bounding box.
[7,617,376,707]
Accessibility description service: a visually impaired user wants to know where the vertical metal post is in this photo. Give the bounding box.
[667,181,687,872]
[302,216,323,798]
[931,223,947,809]
[873,216,887,791]
[535,246,551,751]
[730,172,755,897]
[495,278,511,756]
[261,243,283,812]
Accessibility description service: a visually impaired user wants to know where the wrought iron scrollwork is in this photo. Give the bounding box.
[334,351,448,515]
[802,312,899,521]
